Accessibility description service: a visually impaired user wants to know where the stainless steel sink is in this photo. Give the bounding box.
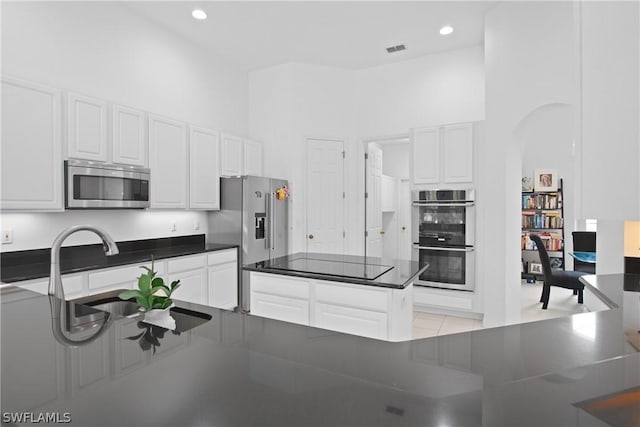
[70,289,213,333]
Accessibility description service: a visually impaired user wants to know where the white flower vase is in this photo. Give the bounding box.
[143,304,176,330]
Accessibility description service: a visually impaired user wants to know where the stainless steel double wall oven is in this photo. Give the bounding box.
[412,189,475,291]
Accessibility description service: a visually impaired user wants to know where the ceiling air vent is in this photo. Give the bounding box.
[386,44,406,53]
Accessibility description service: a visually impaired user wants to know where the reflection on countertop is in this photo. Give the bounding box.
[1,274,639,426]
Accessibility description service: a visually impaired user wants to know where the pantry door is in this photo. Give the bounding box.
[306,138,345,254]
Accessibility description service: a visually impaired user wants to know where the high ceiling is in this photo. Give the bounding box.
[125,1,497,71]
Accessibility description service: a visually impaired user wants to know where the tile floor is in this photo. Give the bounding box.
[412,279,589,339]
[412,311,483,339]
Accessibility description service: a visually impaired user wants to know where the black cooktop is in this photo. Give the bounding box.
[269,257,393,280]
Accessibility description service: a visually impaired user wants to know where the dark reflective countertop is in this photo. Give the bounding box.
[1,274,639,426]
[0,234,237,283]
[244,252,427,288]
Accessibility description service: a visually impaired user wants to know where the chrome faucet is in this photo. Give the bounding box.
[49,225,119,300]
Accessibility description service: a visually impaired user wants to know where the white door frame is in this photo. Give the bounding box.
[361,133,410,257]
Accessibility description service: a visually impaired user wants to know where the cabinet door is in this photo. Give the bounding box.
[189,126,220,210]
[443,123,473,183]
[148,114,188,208]
[112,104,146,166]
[220,133,244,176]
[168,268,207,306]
[71,331,110,394]
[88,261,164,295]
[67,92,108,162]
[208,262,237,310]
[243,139,263,176]
[314,303,388,340]
[250,292,309,326]
[1,77,63,210]
[412,126,440,184]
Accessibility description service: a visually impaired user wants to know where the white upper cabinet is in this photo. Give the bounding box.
[243,139,263,176]
[148,114,187,209]
[189,126,220,210]
[442,123,473,183]
[411,126,440,184]
[411,122,474,186]
[112,104,146,166]
[67,92,108,162]
[220,133,244,176]
[1,77,63,211]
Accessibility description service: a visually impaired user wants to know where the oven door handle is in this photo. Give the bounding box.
[412,202,475,207]
[412,244,475,252]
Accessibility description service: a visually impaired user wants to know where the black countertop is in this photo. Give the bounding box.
[0,235,237,283]
[1,274,639,425]
[243,252,427,289]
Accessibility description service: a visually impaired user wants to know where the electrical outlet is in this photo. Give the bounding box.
[2,230,13,244]
[193,221,200,231]
[171,222,177,232]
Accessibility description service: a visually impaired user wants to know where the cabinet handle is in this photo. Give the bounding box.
[380,231,385,235]
[308,234,314,239]
[401,226,406,231]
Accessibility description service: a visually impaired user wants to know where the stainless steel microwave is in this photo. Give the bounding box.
[65,160,150,209]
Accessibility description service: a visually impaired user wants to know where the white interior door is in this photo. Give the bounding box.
[366,145,383,257]
[397,179,412,261]
[306,138,345,254]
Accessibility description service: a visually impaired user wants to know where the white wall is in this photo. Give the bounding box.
[249,63,358,255]
[579,1,640,221]
[484,1,575,326]
[381,144,410,179]
[249,46,485,257]
[1,2,248,251]
[355,45,485,138]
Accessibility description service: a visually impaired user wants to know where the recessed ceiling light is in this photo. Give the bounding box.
[439,25,454,36]
[192,9,207,20]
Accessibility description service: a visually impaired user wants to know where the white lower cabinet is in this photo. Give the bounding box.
[3,250,237,309]
[249,272,412,341]
[88,260,163,295]
[207,249,238,310]
[167,254,207,306]
[314,303,388,340]
[250,273,310,325]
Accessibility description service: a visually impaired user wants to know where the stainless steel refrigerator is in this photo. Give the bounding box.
[208,176,289,312]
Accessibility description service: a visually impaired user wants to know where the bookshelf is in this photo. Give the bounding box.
[521,178,565,281]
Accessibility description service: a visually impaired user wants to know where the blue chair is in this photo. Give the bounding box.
[530,233,586,310]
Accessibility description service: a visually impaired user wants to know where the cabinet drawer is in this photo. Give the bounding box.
[314,281,389,312]
[314,303,388,340]
[250,273,310,299]
[250,292,309,326]
[207,249,237,266]
[413,288,473,311]
[88,261,164,291]
[167,254,206,273]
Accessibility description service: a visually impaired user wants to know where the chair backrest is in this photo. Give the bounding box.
[529,234,553,285]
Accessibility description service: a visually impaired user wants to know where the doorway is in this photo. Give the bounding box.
[306,137,345,254]
[363,135,411,260]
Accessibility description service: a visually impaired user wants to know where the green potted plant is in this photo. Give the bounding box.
[118,259,181,329]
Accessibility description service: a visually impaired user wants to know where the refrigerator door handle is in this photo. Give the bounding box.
[265,193,270,250]
[270,192,276,252]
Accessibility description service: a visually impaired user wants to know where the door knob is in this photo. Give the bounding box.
[380,231,385,235]
[308,234,314,239]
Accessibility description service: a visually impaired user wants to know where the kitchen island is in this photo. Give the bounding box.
[243,253,427,341]
[1,274,639,426]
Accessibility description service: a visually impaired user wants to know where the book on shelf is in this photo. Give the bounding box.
[521,211,564,229]
[521,231,563,251]
[522,193,562,210]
